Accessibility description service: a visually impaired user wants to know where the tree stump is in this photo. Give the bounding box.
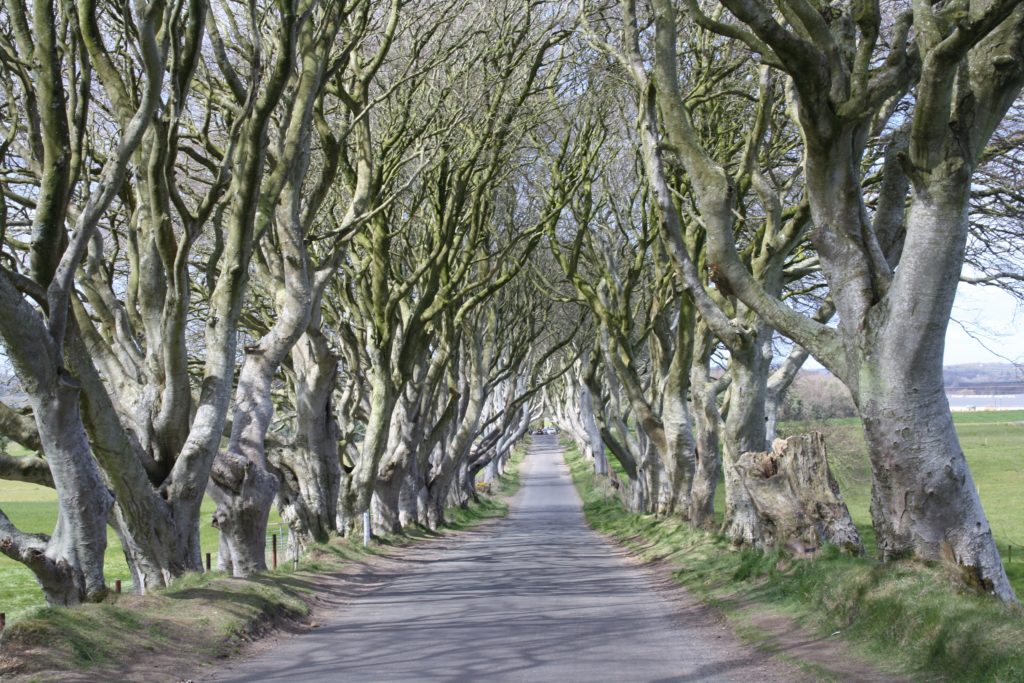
[735,432,864,556]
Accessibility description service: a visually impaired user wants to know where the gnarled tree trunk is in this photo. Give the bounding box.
[0,385,113,605]
[271,329,342,548]
[720,341,770,546]
[736,433,863,555]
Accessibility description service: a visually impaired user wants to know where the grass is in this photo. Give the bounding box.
[1,558,315,679]
[0,447,525,679]
[566,432,1024,683]
[0,445,524,626]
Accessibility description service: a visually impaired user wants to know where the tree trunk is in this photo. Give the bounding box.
[659,389,695,517]
[340,364,399,532]
[736,433,863,554]
[372,385,423,535]
[859,371,1012,597]
[0,386,113,605]
[210,449,279,575]
[720,345,769,545]
[271,330,342,547]
[373,468,406,535]
[849,170,1014,600]
[484,457,499,483]
[689,368,722,529]
[398,464,421,528]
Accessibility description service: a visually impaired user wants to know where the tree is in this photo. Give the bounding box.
[0,0,170,602]
[207,0,381,577]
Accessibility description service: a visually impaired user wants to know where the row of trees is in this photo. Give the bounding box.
[0,0,1021,608]
[0,0,584,604]
[542,0,1023,603]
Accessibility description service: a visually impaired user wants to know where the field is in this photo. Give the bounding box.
[777,410,1024,593]
[0,481,283,623]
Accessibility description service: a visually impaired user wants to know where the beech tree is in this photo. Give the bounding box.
[671,0,1023,600]
[208,0,388,576]
[575,3,840,545]
[0,0,170,601]
[2,0,1020,611]
[67,0,310,587]
[325,0,575,533]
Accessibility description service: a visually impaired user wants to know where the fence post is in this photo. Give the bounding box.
[115,579,121,594]
[1,613,5,633]
[272,534,278,569]
[290,528,299,570]
[205,552,211,572]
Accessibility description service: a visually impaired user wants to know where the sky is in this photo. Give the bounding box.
[946,283,1024,367]
[802,282,1023,370]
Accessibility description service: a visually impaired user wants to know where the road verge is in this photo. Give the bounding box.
[564,444,1024,682]
[0,449,524,682]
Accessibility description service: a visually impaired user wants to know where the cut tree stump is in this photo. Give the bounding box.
[736,432,864,556]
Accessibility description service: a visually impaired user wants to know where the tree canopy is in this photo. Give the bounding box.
[0,0,1021,606]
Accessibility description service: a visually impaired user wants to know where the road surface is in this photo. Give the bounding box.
[211,436,796,682]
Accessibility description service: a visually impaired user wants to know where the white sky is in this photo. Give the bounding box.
[802,283,1023,370]
[946,283,1024,366]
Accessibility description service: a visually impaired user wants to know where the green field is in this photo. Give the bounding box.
[603,410,1024,594]
[777,410,1024,594]
[0,481,283,623]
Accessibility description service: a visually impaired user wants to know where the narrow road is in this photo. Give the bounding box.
[212,437,796,682]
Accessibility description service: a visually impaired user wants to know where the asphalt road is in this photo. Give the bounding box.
[211,436,796,682]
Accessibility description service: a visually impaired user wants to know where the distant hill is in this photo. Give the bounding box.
[800,362,1024,395]
[944,363,1023,395]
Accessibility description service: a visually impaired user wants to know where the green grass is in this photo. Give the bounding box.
[2,558,314,678]
[447,457,522,529]
[0,479,286,623]
[566,440,1024,683]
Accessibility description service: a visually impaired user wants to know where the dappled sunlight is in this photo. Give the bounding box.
[213,438,791,683]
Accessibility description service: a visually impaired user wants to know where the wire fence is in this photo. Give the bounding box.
[199,523,299,573]
[265,522,300,569]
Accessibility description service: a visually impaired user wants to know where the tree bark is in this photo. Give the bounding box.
[271,329,341,547]
[720,343,770,546]
[689,359,723,529]
[736,433,863,554]
[854,176,1013,597]
[0,384,113,605]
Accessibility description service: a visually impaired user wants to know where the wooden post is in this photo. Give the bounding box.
[115,579,121,594]
[206,552,212,571]
[272,534,278,569]
[1,613,5,632]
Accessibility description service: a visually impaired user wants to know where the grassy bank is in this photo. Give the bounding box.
[0,449,524,680]
[0,481,267,624]
[565,445,1024,682]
